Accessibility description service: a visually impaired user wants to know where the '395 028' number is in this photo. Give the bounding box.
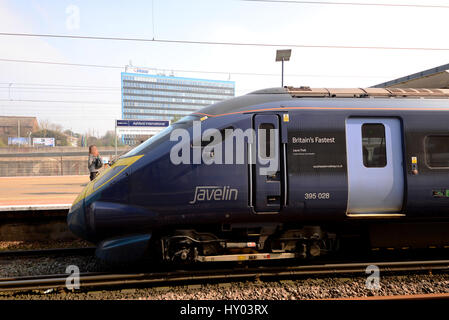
[304,192,330,200]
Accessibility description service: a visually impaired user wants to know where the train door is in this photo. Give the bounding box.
[346,118,404,214]
[253,114,282,213]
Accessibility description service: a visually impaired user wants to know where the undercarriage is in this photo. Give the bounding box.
[160,224,339,263]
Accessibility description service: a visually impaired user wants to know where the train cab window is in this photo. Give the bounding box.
[361,124,387,167]
[259,123,275,159]
[425,136,449,168]
[201,126,234,147]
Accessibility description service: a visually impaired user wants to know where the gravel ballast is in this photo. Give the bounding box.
[0,255,101,278]
[0,272,448,300]
[0,240,92,251]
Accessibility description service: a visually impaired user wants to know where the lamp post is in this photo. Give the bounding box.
[275,49,292,87]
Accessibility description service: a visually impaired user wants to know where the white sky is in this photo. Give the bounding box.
[1,0,449,135]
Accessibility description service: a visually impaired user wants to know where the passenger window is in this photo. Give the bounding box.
[259,123,275,159]
[361,123,387,167]
[425,136,449,168]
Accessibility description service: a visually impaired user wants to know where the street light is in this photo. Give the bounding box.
[275,49,292,87]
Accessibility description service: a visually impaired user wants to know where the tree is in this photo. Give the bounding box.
[84,130,124,147]
[39,119,63,133]
[64,129,79,138]
[100,131,117,146]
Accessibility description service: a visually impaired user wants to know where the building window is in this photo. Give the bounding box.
[425,135,449,168]
[361,123,387,168]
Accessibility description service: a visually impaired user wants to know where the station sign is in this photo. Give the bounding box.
[115,119,170,135]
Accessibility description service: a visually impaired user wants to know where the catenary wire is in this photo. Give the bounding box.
[0,58,392,79]
[0,32,448,51]
[240,0,449,9]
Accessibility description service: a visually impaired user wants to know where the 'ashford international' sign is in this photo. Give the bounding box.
[115,119,170,135]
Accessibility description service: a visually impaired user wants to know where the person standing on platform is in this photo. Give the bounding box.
[88,145,103,181]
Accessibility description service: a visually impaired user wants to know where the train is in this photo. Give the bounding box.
[67,86,449,264]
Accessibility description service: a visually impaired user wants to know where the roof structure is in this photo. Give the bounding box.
[372,63,449,89]
[285,86,449,98]
[0,116,39,129]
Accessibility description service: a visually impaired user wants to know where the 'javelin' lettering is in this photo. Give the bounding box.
[189,186,238,204]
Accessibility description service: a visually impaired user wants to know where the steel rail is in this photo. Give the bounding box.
[0,259,448,293]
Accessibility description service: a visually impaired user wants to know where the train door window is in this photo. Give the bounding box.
[259,123,275,159]
[361,123,387,167]
[425,135,449,168]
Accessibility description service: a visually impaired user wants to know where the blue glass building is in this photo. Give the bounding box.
[121,67,235,145]
[121,72,235,118]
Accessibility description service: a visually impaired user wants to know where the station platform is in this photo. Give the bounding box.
[0,175,88,211]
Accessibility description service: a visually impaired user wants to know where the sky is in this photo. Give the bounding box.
[1,0,449,135]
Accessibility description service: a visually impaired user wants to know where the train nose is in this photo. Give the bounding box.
[67,200,88,240]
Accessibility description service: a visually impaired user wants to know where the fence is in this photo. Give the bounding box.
[0,147,131,177]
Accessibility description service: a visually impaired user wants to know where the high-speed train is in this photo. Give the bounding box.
[68,86,449,264]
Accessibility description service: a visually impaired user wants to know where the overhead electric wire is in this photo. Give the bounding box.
[240,0,449,9]
[0,58,392,79]
[0,32,448,51]
[0,57,122,69]
[0,87,118,92]
[0,87,119,93]
[0,82,119,89]
[0,98,118,105]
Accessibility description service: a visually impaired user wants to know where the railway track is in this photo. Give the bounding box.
[0,259,448,294]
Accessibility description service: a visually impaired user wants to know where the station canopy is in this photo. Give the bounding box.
[373,63,449,89]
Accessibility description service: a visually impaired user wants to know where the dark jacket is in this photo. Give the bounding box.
[88,154,102,173]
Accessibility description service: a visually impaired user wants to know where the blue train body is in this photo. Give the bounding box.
[68,87,449,264]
